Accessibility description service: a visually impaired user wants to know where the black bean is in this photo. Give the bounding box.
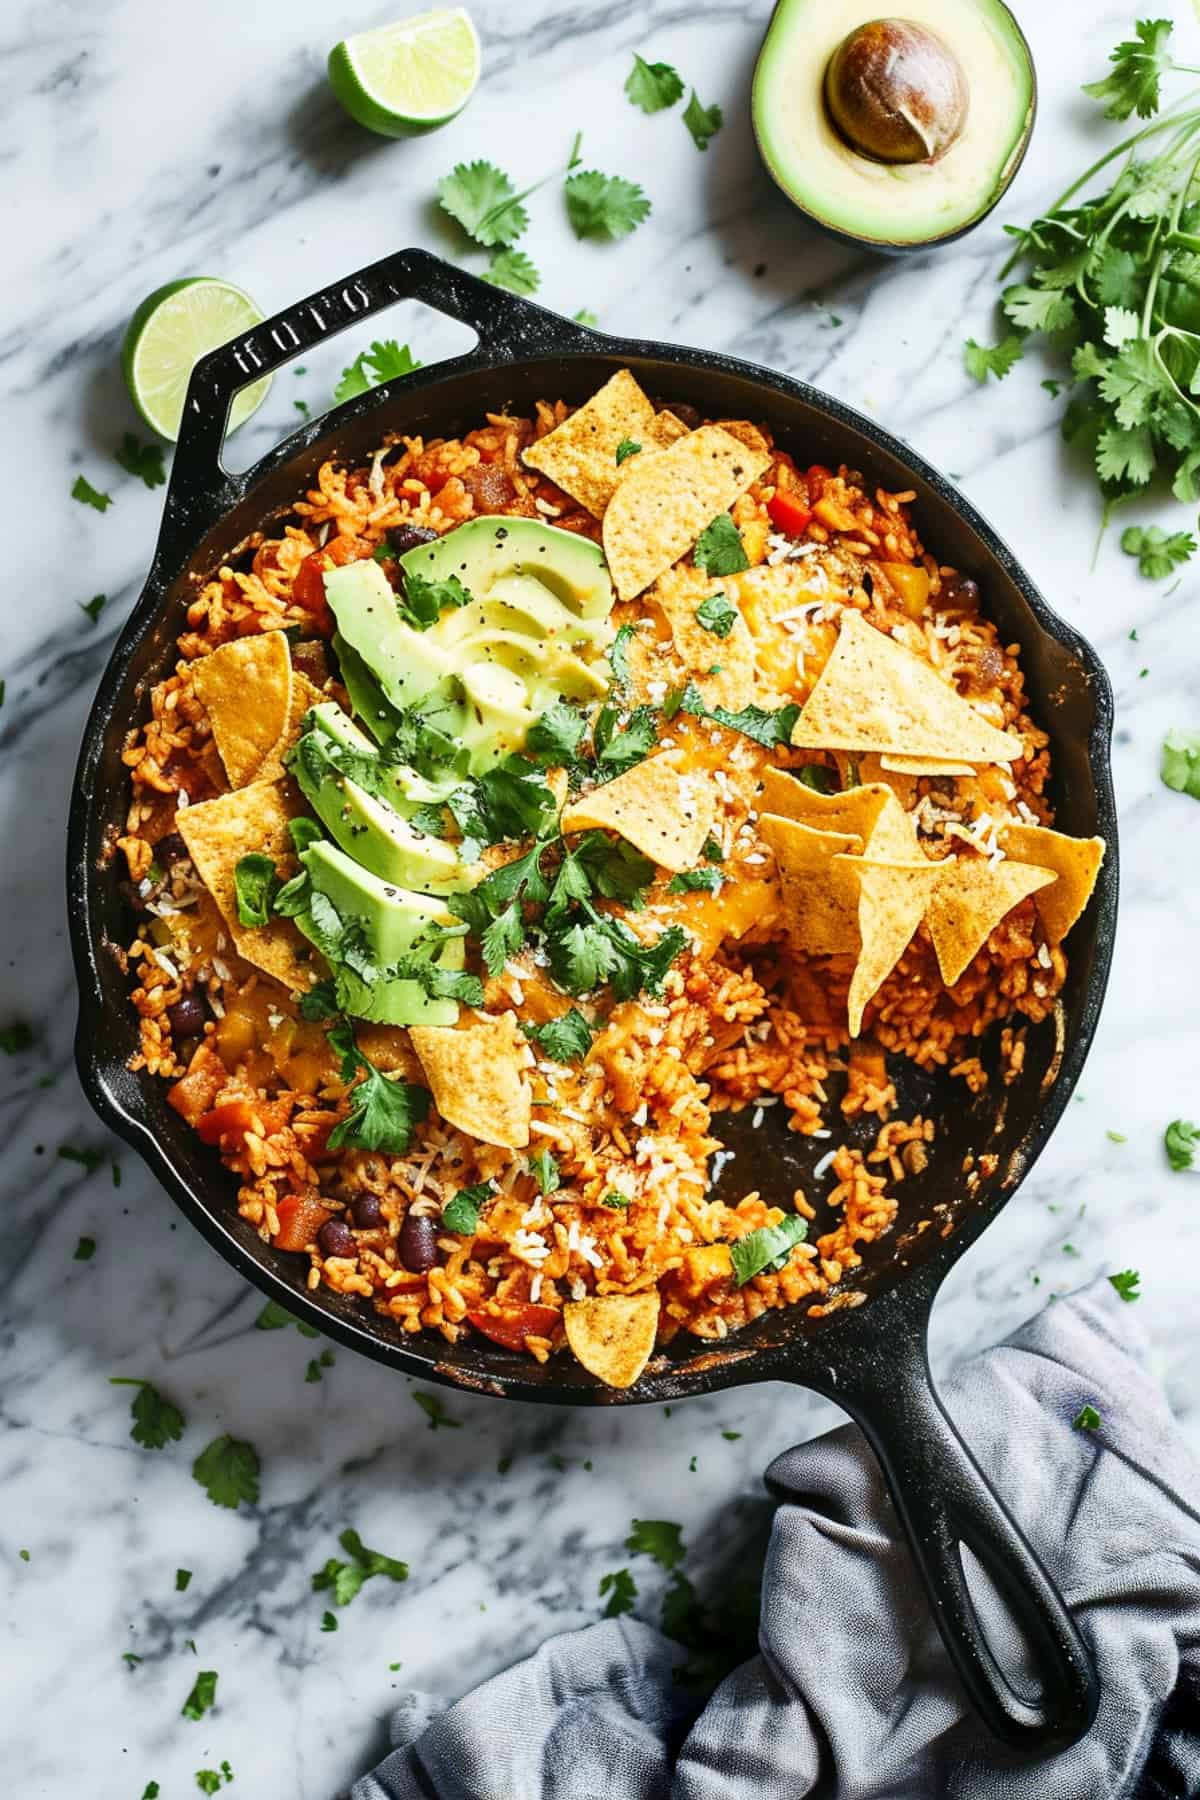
[942,574,980,610]
[317,1218,356,1260]
[167,993,207,1038]
[156,831,189,869]
[387,523,439,556]
[398,1212,440,1273]
[351,1193,384,1230]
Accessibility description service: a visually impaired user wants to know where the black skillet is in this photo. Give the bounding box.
[68,248,1117,1753]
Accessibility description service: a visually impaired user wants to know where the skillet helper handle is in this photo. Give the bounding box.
[833,1310,1099,1752]
[163,246,593,541]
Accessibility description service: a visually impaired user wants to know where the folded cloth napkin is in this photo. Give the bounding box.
[353,1281,1200,1800]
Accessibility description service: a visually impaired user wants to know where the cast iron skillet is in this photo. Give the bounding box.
[69,248,1117,1753]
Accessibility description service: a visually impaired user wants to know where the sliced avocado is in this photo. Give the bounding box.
[333,634,405,745]
[397,516,613,623]
[304,701,459,809]
[292,742,470,896]
[307,698,377,755]
[752,0,1035,250]
[300,840,465,1027]
[325,560,451,711]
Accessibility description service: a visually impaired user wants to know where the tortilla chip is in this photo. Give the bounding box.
[409,1011,531,1149]
[175,780,319,992]
[837,856,946,1037]
[1000,825,1106,945]
[560,754,715,872]
[650,562,758,710]
[713,419,771,460]
[649,410,689,447]
[759,770,891,837]
[602,425,772,602]
[865,790,922,860]
[757,814,863,954]
[880,754,976,778]
[563,1291,660,1389]
[926,858,1057,987]
[192,632,293,788]
[521,370,659,519]
[257,671,327,783]
[792,611,1023,765]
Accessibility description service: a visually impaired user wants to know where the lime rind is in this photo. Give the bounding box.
[328,8,480,137]
[122,277,270,442]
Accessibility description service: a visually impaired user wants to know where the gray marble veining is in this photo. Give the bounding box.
[3,1,1198,1794]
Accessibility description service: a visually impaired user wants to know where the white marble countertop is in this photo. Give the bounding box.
[4,0,1199,1793]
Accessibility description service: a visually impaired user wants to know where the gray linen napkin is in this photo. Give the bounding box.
[353,1281,1200,1800]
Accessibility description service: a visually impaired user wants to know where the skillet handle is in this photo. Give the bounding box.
[814,1294,1099,1753]
[161,247,593,557]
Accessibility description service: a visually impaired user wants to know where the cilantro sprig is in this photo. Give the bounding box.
[327,1022,430,1154]
[1162,730,1200,799]
[625,56,683,114]
[565,169,652,241]
[312,1528,408,1607]
[109,1377,185,1450]
[333,340,421,406]
[1165,1117,1198,1169]
[1120,523,1196,578]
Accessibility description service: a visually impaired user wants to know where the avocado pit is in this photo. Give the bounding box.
[824,17,969,165]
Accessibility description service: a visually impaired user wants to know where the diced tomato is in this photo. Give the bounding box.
[167,1044,225,1126]
[196,1098,258,1146]
[324,534,369,567]
[767,489,813,536]
[291,550,331,616]
[805,463,832,499]
[273,1193,333,1253]
[467,1303,561,1352]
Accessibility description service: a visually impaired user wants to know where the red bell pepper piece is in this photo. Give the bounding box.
[767,489,813,536]
[467,1303,561,1352]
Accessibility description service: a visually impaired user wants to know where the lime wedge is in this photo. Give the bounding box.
[328,7,480,136]
[122,278,271,442]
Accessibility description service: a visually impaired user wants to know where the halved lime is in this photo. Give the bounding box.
[122,278,271,442]
[328,8,480,136]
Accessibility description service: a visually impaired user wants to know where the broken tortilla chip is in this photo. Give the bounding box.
[650,562,758,710]
[521,370,659,519]
[792,610,1023,766]
[602,425,771,602]
[192,631,293,789]
[258,670,327,783]
[560,754,715,872]
[926,858,1057,987]
[757,814,863,955]
[563,1291,660,1389]
[409,1011,531,1149]
[649,409,689,446]
[880,754,976,778]
[836,856,946,1037]
[713,419,771,460]
[1000,825,1106,945]
[175,779,318,993]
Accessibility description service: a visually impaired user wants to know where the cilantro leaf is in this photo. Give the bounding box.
[529,1149,561,1195]
[473,754,560,841]
[333,340,421,405]
[625,55,683,113]
[0,1019,32,1053]
[964,336,1024,383]
[527,700,589,765]
[479,899,525,975]
[693,513,748,575]
[1120,523,1196,577]
[729,1214,808,1286]
[233,852,280,927]
[625,1518,685,1569]
[116,433,167,489]
[1095,422,1155,486]
[573,832,656,907]
[109,1378,185,1450]
[59,1144,106,1171]
[443,1181,492,1233]
[195,1771,222,1794]
[545,918,618,994]
[615,437,642,464]
[1108,1268,1142,1301]
[399,569,472,629]
[320,1610,338,1632]
[608,623,635,690]
[72,474,112,512]
[707,699,800,748]
[694,590,738,638]
[1083,18,1174,120]
[564,170,651,241]
[667,866,723,895]
[327,1032,430,1154]
[1002,284,1076,334]
[593,703,657,775]
[1165,1117,1198,1169]
[1161,730,1200,799]
[601,1190,630,1208]
[438,159,528,247]
[523,1009,595,1063]
[573,307,600,328]
[413,1391,460,1431]
[1073,1403,1102,1432]
[176,1568,192,1591]
[181,1670,218,1721]
[312,1527,409,1608]
[682,90,723,151]
[191,1434,261,1509]
[74,1235,96,1261]
[482,248,541,295]
[547,910,686,1000]
[599,1567,639,1616]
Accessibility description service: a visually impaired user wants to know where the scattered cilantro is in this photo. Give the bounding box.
[963,335,1024,383]
[721,1430,742,1441]
[523,1009,595,1063]
[729,1214,809,1286]
[1166,1117,1198,1169]
[546,907,687,1001]
[72,474,112,512]
[1107,1130,1127,1144]
[1120,523,1196,578]
[625,55,683,113]
[1082,17,1177,119]
[116,433,167,489]
[399,568,473,630]
[1161,731,1200,799]
[438,159,531,247]
[600,1191,630,1209]
[195,1772,221,1795]
[667,866,723,894]
[682,90,723,151]
[176,1568,192,1591]
[615,437,642,464]
[573,308,600,328]
[527,700,589,765]
[1043,377,1063,397]
[142,1785,160,1798]
[496,1456,513,1476]
[1108,1268,1142,1301]
[79,593,108,624]
[255,1299,321,1336]
[1,1019,32,1056]
[305,1349,335,1383]
[454,753,559,842]
[694,590,738,638]
[320,1610,338,1632]
[192,1435,260,1510]
[529,1149,561,1195]
[413,1391,461,1431]
[232,852,279,927]
[608,623,635,690]
[333,340,421,405]
[693,513,748,575]
[327,1023,430,1154]
[599,1567,638,1616]
[59,1144,105,1171]
[294,398,310,418]
[482,248,541,295]
[593,702,658,775]
[123,1651,141,1666]
[701,836,724,862]
[74,1235,96,1261]
[795,763,839,794]
[109,1378,185,1450]
[673,684,801,749]
[313,1527,409,1607]
[443,1181,493,1234]
[1073,1403,1102,1432]
[688,1455,698,1472]
[625,1518,685,1570]
[181,1669,218,1721]
[564,169,651,241]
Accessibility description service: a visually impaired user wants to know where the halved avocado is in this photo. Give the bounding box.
[752,0,1035,251]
